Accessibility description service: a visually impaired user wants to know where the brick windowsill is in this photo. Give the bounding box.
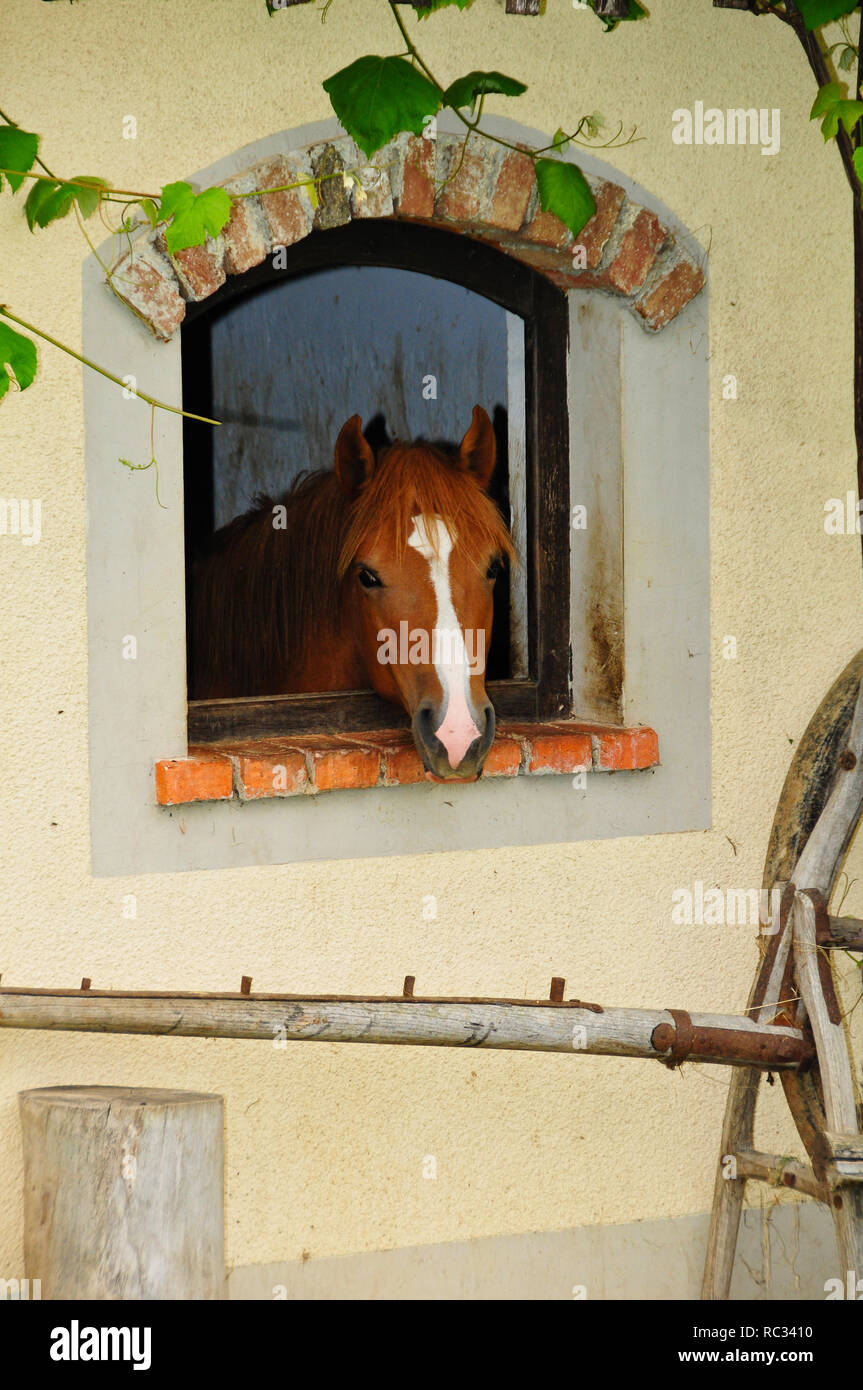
[155,722,659,807]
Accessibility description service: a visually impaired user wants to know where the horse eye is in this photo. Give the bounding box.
[357,566,382,589]
[486,557,504,581]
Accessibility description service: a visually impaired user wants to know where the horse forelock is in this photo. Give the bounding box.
[338,441,514,578]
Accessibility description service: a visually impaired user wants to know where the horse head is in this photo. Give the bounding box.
[336,406,513,780]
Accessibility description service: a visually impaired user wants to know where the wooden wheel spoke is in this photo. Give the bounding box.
[703,652,863,1299]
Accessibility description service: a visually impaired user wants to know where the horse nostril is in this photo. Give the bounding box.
[416,700,436,736]
[480,702,495,742]
[413,701,440,760]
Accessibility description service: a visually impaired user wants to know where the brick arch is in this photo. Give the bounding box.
[111,132,706,342]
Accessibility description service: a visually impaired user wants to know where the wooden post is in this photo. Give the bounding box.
[19,1086,225,1300]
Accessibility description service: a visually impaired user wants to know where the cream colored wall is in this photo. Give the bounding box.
[1,0,861,1282]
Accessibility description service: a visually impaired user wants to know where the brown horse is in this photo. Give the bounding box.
[190,406,514,779]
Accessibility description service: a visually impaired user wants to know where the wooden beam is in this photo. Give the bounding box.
[826,914,863,950]
[822,1132,863,1184]
[734,1149,825,1201]
[0,988,812,1068]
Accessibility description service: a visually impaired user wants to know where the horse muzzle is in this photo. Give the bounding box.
[411,697,496,780]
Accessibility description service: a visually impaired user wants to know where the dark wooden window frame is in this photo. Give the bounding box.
[183,220,571,744]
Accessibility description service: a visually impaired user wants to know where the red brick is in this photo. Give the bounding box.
[398,136,435,219]
[488,149,535,232]
[383,742,425,785]
[110,244,185,341]
[154,720,659,801]
[435,143,489,223]
[164,236,226,302]
[221,176,269,275]
[251,154,315,249]
[310,746,381,793]
[155,755,232,806]
[635,257,706,331]
[352,164,393,219]
[233,750,307,800]
[500,720,590,739]
[528,733,592,776]
[606,208,667,295]
[482,736,524,777]
[523,207,571,250]
[576,180,625,269]
[500,241,571,277]
[595,727,659,771]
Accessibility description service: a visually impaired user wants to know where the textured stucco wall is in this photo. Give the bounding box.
[1,0,861,1286]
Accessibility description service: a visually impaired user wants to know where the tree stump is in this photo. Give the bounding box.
[19,1086,225,1300]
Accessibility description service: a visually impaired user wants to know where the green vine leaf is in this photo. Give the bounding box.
[70,175,108,219]
[798,0,860,32]
[535,157,595,238]
[138,197,159,227]
[811,82,842,118]
[323,55,442,157]
[811,82,863,140]
[24,178,59,229]
[22,174,108,228]
[29,179,76,227]
[416,0,474,16]
[158,180,195,221]
[853,146,863,186]
[0,320,38,403]
[584,110,605,138]
[833,101,863,136]
[0,125,39,193]
[159,181,232,253]
[443,70,527,111]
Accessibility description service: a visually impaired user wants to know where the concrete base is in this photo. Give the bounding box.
[228,1202,837,1301]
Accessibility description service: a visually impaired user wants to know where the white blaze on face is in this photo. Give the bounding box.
[408,514,481,769]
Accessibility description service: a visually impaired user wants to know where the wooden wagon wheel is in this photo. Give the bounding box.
[702,650,863,1299]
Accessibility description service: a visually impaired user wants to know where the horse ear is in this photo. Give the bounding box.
[334,415,376,496]
[458,405,495,491]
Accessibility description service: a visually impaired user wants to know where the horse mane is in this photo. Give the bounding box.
[190,469,350,698]
[190,438,514,699]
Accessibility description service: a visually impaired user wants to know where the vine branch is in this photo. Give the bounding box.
[0,306,221,427]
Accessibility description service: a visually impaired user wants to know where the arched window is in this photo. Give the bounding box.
[83,123,709,874]
[181,220,571,743]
